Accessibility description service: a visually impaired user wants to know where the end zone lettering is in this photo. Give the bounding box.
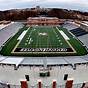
[14,48,73,52]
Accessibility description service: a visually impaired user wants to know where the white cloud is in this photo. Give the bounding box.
[46,0,73,2]
[45,0,88,4]
[0,0,88,11]
[0,0,88,4]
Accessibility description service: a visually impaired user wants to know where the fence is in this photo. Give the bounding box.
[0,82,87,88]
[0,83,21,88]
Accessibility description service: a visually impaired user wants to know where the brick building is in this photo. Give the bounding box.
[27,17,63,26]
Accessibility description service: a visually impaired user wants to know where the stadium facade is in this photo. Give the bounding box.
[27,17,64,26]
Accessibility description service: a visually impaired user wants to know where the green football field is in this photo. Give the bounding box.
[0,26,88,56]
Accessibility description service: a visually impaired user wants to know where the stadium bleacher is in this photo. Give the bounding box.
[0,22,23,47]
[62,22,79,31]
[70,28,88,37]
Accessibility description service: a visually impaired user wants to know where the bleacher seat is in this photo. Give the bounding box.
[70,28,88,37]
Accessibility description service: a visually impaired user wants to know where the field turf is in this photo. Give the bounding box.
[0,26,88,56]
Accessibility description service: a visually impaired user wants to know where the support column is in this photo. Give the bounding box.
[81,81,87,88]
[52,80,57,88]
[65,78,73,88]
[38,79,42,88]
[20,80,28,88]
[81,82,85,88]
[7,83,10,88]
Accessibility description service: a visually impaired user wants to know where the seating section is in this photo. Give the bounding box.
[70,28,88,37]
[0,22,23,47]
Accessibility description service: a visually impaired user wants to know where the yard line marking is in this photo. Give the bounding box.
[56,27,76,53]
[52,27,61,47]
[11,27,30,53]
[46,29,49,48]
[57,26,70,40]
[59,30,69,40]
[17,30,28,41]
[35,31,39,48]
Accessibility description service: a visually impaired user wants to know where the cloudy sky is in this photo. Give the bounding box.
[0,0,88,12]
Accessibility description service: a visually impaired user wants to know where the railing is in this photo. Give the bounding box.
[10,84,21,88]
[27,83,83,88]
[0,83,21,88]
[0,82,87,88]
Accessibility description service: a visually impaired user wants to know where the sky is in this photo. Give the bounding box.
[0,0,88,12]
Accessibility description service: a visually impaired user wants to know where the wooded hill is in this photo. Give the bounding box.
[0,8,88,21]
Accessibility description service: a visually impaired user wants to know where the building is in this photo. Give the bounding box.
[27,17,63,26]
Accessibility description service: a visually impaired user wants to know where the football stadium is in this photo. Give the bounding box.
[0,16,88,88]
[0,18,87,56]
